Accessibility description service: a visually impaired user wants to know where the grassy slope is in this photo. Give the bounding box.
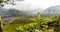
[3,17,36,32]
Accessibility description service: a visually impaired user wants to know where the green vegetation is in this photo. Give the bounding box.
[0,0,15,7]
[0,0,23,7]
[3,17,36,32]
[3,13,60,32]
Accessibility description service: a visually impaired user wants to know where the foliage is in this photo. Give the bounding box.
[15,14,60,32]
[10,17,36,24]
[0,0,23,7]
[3,13,60,32]
[0,0,10,7]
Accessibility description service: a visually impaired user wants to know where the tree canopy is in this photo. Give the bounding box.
[0,0,23,7]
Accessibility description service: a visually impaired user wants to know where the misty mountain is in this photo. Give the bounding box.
[0,9,34,17]
[0,8,8,16]
[42,5,60,18]
[44,5,60,14]
[0,8,8,12]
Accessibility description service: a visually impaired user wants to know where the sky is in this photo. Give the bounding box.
[3,0,60,12]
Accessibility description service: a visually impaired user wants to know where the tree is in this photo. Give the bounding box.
[0,0,24,7]
[0,16,3,32]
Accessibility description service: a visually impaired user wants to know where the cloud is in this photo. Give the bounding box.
[3,0,60,11]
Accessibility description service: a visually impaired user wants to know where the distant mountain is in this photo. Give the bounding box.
[0,8,8,16]
[0,9,34,18]
[42,5,60,18]
[44,5,60,14]
[1,9,35,23]
[0,8,8,12]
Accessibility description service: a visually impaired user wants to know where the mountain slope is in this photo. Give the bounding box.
[42,5,60,18]
[0,9,34,17]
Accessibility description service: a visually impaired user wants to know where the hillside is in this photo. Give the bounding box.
[0,9,34,17]
[1,9,35,23]
[41,5,60,18]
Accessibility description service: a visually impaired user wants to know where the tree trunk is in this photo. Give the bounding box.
[0,17,2,32]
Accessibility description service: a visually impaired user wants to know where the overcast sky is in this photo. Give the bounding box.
[3,0,60,12]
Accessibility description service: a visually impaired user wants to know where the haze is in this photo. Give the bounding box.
[3,0,60,12]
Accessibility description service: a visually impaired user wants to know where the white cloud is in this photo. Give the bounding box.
[3,0,60,11]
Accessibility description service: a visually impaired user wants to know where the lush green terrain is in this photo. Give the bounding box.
[3,14,60,32]
[3,17,36,32]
